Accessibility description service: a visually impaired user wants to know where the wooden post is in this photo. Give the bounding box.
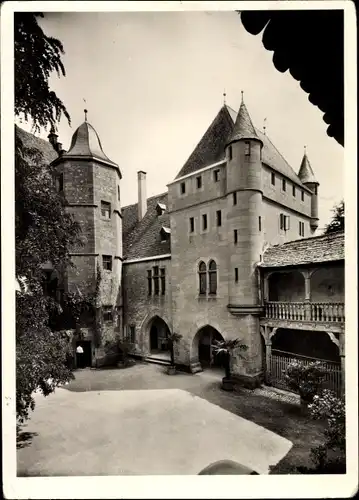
[265,339,272,384]
[339,333,345,398]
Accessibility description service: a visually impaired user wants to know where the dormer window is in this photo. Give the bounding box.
[160,226,171,242]
[156,202,166,216]
[244,141,250,156]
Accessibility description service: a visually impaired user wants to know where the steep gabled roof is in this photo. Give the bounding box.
[16,125,58,165]
[175,105,307,188]
[298,152,318,184]
[260,231,344,268]
[122,192,170,260]
[175,106,233,179]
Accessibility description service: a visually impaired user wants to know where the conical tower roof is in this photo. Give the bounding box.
[298,152,318,184]
[55,121,120,175]
[227,98,262,146]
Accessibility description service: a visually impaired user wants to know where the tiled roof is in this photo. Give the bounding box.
[61,121,119,170]
[175,105,308,188]
[227,101,261,144]
[15,125,58,165]
[122,192,171,260]
[298,152,318,184]
[260,231,344,268]
[175,106,233,179]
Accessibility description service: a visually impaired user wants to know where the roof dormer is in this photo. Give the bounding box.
[156,202,167,216]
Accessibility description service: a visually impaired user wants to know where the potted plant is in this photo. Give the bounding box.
[212,338,248,391]
[166,332,182,375]
[284,360,328,410]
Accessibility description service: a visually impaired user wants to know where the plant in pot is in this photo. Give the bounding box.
[212,338,248,391]
[117,335,136,369]
[166,332,182,375]
[284,360,328,409]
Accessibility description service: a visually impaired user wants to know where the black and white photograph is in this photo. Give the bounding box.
[1,1,357,498]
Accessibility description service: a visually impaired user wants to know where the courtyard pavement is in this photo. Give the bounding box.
[17,363,293,476]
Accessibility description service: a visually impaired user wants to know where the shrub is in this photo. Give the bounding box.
[284,360,328,403]
[308,389,346,470]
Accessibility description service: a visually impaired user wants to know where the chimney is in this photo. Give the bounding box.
[48,125,58,151]
[137,171,147,221]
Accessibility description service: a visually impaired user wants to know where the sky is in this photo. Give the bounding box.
[16,10,344,230]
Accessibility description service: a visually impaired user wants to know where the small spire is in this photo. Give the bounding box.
[263,117,267,135]
[304,145,307,155]
[241,90,244,103]
[84,109,88,122]
[223,89,226,105]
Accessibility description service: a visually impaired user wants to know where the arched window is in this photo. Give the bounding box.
[208,260,217,295]
[198,261,207,295]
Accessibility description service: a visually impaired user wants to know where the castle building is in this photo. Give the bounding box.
[17,96,345,392]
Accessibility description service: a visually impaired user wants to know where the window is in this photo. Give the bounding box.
[234,229,238,244]
[228,145,233,160]
[282,179,286,192]
[233,192,237,205]
[202,214,208,231]
[102,255,112,271]
[101,201,111,219]
[292,185,296,197]
[271,172,275,185]
[299,221,305,237]
[213,169,220,182]
[160,268,166,295]
[189,217,195,233]
[216,210,222,227]
[245,141,250,156]
[117,186,120,201]
[57,173,64,192]
[301,190,305,201]
[280,214,290,231]
[180,182,186,195]
[103,306,113,322]
[235,267,239,283]
[147,270,152,295]
[129,325,136,343]
[208,260,217,295]
[258,216,262,232]
[198,261,207,295]
[196,176,202,189]
[153,266,160,295]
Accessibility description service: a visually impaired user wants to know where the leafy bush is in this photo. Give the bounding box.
[308,389,346,469]
[284,360,328,402]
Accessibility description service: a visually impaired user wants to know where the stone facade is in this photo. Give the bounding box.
[23,96,344,386]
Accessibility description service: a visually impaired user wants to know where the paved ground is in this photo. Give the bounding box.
[17,363,294,476]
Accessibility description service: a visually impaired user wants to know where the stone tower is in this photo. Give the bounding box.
[51,117,123,367]
[225,97,264,309]
[298,150,319,233]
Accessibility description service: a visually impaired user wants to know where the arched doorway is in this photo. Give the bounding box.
[148,316,171,354]
[194,326,225,370]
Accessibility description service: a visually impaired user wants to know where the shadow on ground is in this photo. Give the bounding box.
[17,430,38,449]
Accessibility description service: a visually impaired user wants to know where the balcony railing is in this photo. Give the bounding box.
[264,301,345,323]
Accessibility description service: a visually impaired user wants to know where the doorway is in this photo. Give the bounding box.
[149,316,171,353]
[76,340,92,368]
[196,326,224,369]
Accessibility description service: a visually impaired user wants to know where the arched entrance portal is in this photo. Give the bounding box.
[195,326,225,369]
[149,316,171,354]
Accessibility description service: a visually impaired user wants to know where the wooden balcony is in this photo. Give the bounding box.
[262,301,345,332]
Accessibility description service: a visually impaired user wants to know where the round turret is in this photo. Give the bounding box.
[298,150,319,231]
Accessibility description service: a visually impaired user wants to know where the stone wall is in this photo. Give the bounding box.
[122,257,172,355]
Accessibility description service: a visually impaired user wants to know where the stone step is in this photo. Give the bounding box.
[144,356,171,366]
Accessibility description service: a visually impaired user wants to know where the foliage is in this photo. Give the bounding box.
[16,291,75,423]
[284,360,328,403]
[212,338,248,379]
[15,13,70,132]
[324,200,344,234]
[15,13,79,422]
[167,332,183,366]
[118,336,135,367]
[308,389,346,469]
